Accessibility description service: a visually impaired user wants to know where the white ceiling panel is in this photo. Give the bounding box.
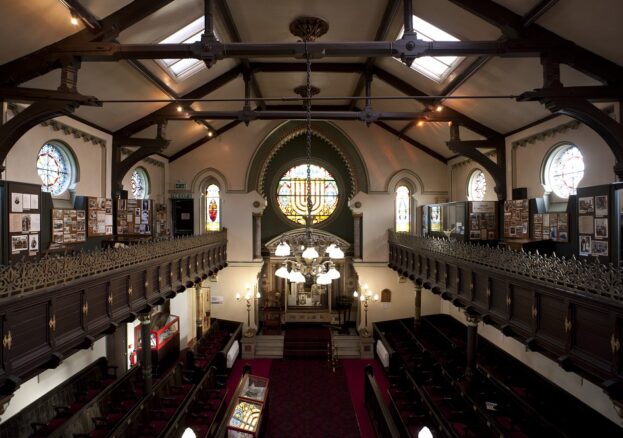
[370,79,427,114]
[537,0,623,67]
[0,0,78,64]
[403,122,484,159]
[191,77,246,112]
[227,0,386,43]
[253,72,361,108]
[79,0,133,19]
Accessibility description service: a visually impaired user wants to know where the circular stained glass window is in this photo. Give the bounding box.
[131,168,149,199]
[467,169,486,201]
[277,164,339,225]
[37,142,73,196]
[544,144,584,199]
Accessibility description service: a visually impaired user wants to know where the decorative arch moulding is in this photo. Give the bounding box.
[8,103,107,147]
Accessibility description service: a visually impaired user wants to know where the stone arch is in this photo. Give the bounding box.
[245,120,369,197]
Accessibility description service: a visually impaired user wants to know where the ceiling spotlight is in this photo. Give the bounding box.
[176,105,183,112]
[435,105,444,112]
[448,121,453,127]
[70,12,79,26]
[207,131,213,137]
[416,120,425,127]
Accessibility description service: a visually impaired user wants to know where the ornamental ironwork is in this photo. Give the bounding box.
[389,232,623,302]
[0,231,227,298]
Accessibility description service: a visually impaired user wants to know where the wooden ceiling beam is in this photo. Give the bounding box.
[348,0,401,109]
[59,0,102,30]
[169,120,242,162]
[374,120,448,164]
[447,0,623,84]
[115,64,243,137]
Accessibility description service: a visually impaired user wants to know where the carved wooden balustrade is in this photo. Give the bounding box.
[388,231,623,398]
[0,231,227,397]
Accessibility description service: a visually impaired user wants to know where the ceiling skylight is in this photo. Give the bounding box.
[157,17,218,81]
[397,15,463,83]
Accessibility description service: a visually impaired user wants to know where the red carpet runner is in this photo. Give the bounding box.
[265,359,361,438]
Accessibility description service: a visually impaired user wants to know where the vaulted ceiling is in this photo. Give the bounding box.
[1,0,621,162]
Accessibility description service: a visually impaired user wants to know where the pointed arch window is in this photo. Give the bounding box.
[395,185,411,232]
[467,169,487,201]
[205,183,220,231]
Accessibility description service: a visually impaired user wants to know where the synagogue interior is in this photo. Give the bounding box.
[0,0,622,437]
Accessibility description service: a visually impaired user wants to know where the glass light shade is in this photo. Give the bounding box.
[327,266,340,280]
[182,428,197,438]
[325,243,336,254]
[235,292,241,300]
[316,273,331,285]
[289,270,306,283]
[275,241,291,256]
[373,293,380,301]
[302,246,319,259]
[353,291,359,298]
[275,265,289,278]
[360,295,365,302]
[329,246,344,259]
[418,427,433,438]
[256,292,261,299]
[244,291,252,300]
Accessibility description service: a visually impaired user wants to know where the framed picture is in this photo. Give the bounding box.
[595,195,608,216]
[591,240,608,256]
[579,235,591,256]
[594,217,608,239]
[579,197,594,214]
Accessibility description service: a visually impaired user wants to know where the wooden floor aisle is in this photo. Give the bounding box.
[264,359,361,438]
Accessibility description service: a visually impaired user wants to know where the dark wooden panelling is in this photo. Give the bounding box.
[474,273,488,306]
[537,295,566,348]
[86,284,109,333]
[8,303,50,372]
[490,277,507,316]
[510,285,532,332]
[54,292,84,348]
[110,277,129,313]
[573,305,611,366]
[448,265,458,293]
[459,268,471,296]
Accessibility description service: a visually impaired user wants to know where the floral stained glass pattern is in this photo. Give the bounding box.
[37,143,72,196]
[205,184,220,231]
[131,168,148,199]
[396,185,410,232]
[468,170,487,201]
[546,145,584,199]
[277,164,338,225]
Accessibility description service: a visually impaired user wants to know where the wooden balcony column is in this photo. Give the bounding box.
[138,312,153,393]
[465,311,481,382]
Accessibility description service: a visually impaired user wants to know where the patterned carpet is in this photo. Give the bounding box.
[265,359,361,438]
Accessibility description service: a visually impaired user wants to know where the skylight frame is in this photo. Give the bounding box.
[397,15,465,83]
[155,17,219,82]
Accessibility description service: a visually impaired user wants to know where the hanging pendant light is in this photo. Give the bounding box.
[275,264,290,279]
[275,241,291,257]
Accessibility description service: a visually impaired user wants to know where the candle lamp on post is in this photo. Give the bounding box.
[236,284,261,337]
[353,284,379,337]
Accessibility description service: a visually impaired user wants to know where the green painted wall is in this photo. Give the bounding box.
[261,135,354,245]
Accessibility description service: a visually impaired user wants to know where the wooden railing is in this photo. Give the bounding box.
[0,232,228,396]
[388,231,623,398]
[363,365,401,438]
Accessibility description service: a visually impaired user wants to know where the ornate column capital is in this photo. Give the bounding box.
[465,312,481,327]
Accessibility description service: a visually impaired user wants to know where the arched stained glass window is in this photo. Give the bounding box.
[131,168,149,199]
[468,169,486,201]
[205,184,220,231]
[395,185,410,232]
[37,142,74,196]
[544,144,584,199]
[277,164,339,225]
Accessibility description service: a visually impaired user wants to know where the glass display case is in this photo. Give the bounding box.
[226,374,269,438]
[427,202,467,240]
[134,313,180,374]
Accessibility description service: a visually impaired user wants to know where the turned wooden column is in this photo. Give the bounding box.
[195,283,203,340]
[138,312,153,393]
[252,212,262,260]
[414,283,422,331]
[465,312,480,381]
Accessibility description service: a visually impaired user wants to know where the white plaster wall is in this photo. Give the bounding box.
[506,115,617,202]
[0,338,107,423]
[440,301,623,427]
[169,288,195,348]
[353,264,441,329]
[4,114,111,198]
[121,157,169,203]
[208,263,263,333]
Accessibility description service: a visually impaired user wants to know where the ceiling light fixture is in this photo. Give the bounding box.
[70,12,79,26]
[273,31,343,286]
